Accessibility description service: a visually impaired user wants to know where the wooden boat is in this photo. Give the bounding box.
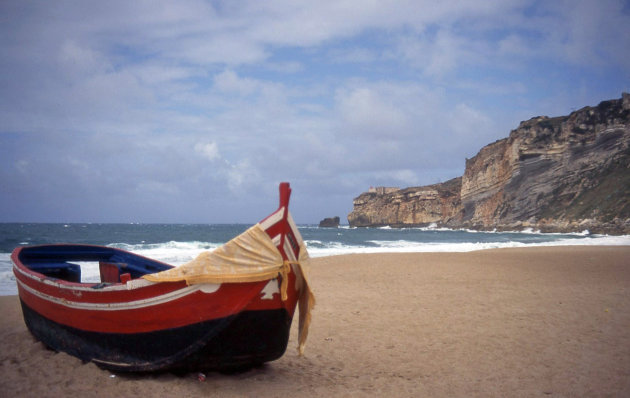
[11,182,314,372]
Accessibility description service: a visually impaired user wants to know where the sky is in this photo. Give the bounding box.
[1,0,629,224]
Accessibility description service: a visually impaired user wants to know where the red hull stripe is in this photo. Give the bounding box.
[17,279,274,333]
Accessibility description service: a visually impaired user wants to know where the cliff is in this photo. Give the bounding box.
[348,93,630,234]
[348,178,462,227]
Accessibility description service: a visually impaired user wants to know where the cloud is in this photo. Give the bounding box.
[395,29,484,78]
[564,3,627,68]
[1,0,628,223]
[59,40,110,76]
[213,70,260,95]
[226,159,262,194]
[195,142,220,161]
[135,180,180,197]
[335,86,409,138]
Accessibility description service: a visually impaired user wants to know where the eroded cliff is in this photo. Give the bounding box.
[348,178,462,227]
[348,93,630,234]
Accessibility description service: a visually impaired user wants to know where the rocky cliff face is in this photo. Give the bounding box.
[348,93,630,234]
[348,178,462,227]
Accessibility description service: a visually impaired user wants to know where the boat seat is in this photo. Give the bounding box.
[120,273,131,283]
[99,262,122,283]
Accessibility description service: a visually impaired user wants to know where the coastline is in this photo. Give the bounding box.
[2,246,629,397]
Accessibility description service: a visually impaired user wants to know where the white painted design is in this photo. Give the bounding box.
[260,279,279,299]
[287,212,304,246]
[259,207,284,229]
[199,284,221,293]
[271,234,281,246]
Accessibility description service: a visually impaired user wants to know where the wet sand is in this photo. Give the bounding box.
[2,246,629,397]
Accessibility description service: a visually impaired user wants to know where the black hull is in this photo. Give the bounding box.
[20,300,292,372]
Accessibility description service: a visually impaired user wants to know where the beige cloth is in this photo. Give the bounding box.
[295,242,315,355]
[143,223,315,354]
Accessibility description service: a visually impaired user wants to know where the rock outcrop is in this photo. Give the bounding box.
[319,216,341,228]
[348,178,462,227]
[348,93,630,234]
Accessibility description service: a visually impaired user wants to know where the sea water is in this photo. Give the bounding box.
[2,223,629,296]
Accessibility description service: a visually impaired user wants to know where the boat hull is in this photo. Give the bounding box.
[12,183,309,372]
[13,250,299,372]
[20,299,291,372]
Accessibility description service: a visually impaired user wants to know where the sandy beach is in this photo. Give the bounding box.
[2,246,629,397]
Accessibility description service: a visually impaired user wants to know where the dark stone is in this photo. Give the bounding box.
[319,216,340,228]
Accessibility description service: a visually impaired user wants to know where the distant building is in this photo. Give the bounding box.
[368,186,399,195]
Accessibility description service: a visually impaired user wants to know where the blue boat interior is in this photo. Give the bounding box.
[18,245,173,284]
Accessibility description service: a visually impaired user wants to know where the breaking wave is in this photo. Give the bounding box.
[2,223,629,295]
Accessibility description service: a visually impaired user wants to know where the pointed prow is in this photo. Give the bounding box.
[279,182,291,210]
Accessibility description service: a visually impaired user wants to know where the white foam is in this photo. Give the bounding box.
[305,234,630,257]
[110,241,223,266]
[2,234,629,295]
[0,253,16,295]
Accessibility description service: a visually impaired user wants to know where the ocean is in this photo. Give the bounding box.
[2,223,629,296]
